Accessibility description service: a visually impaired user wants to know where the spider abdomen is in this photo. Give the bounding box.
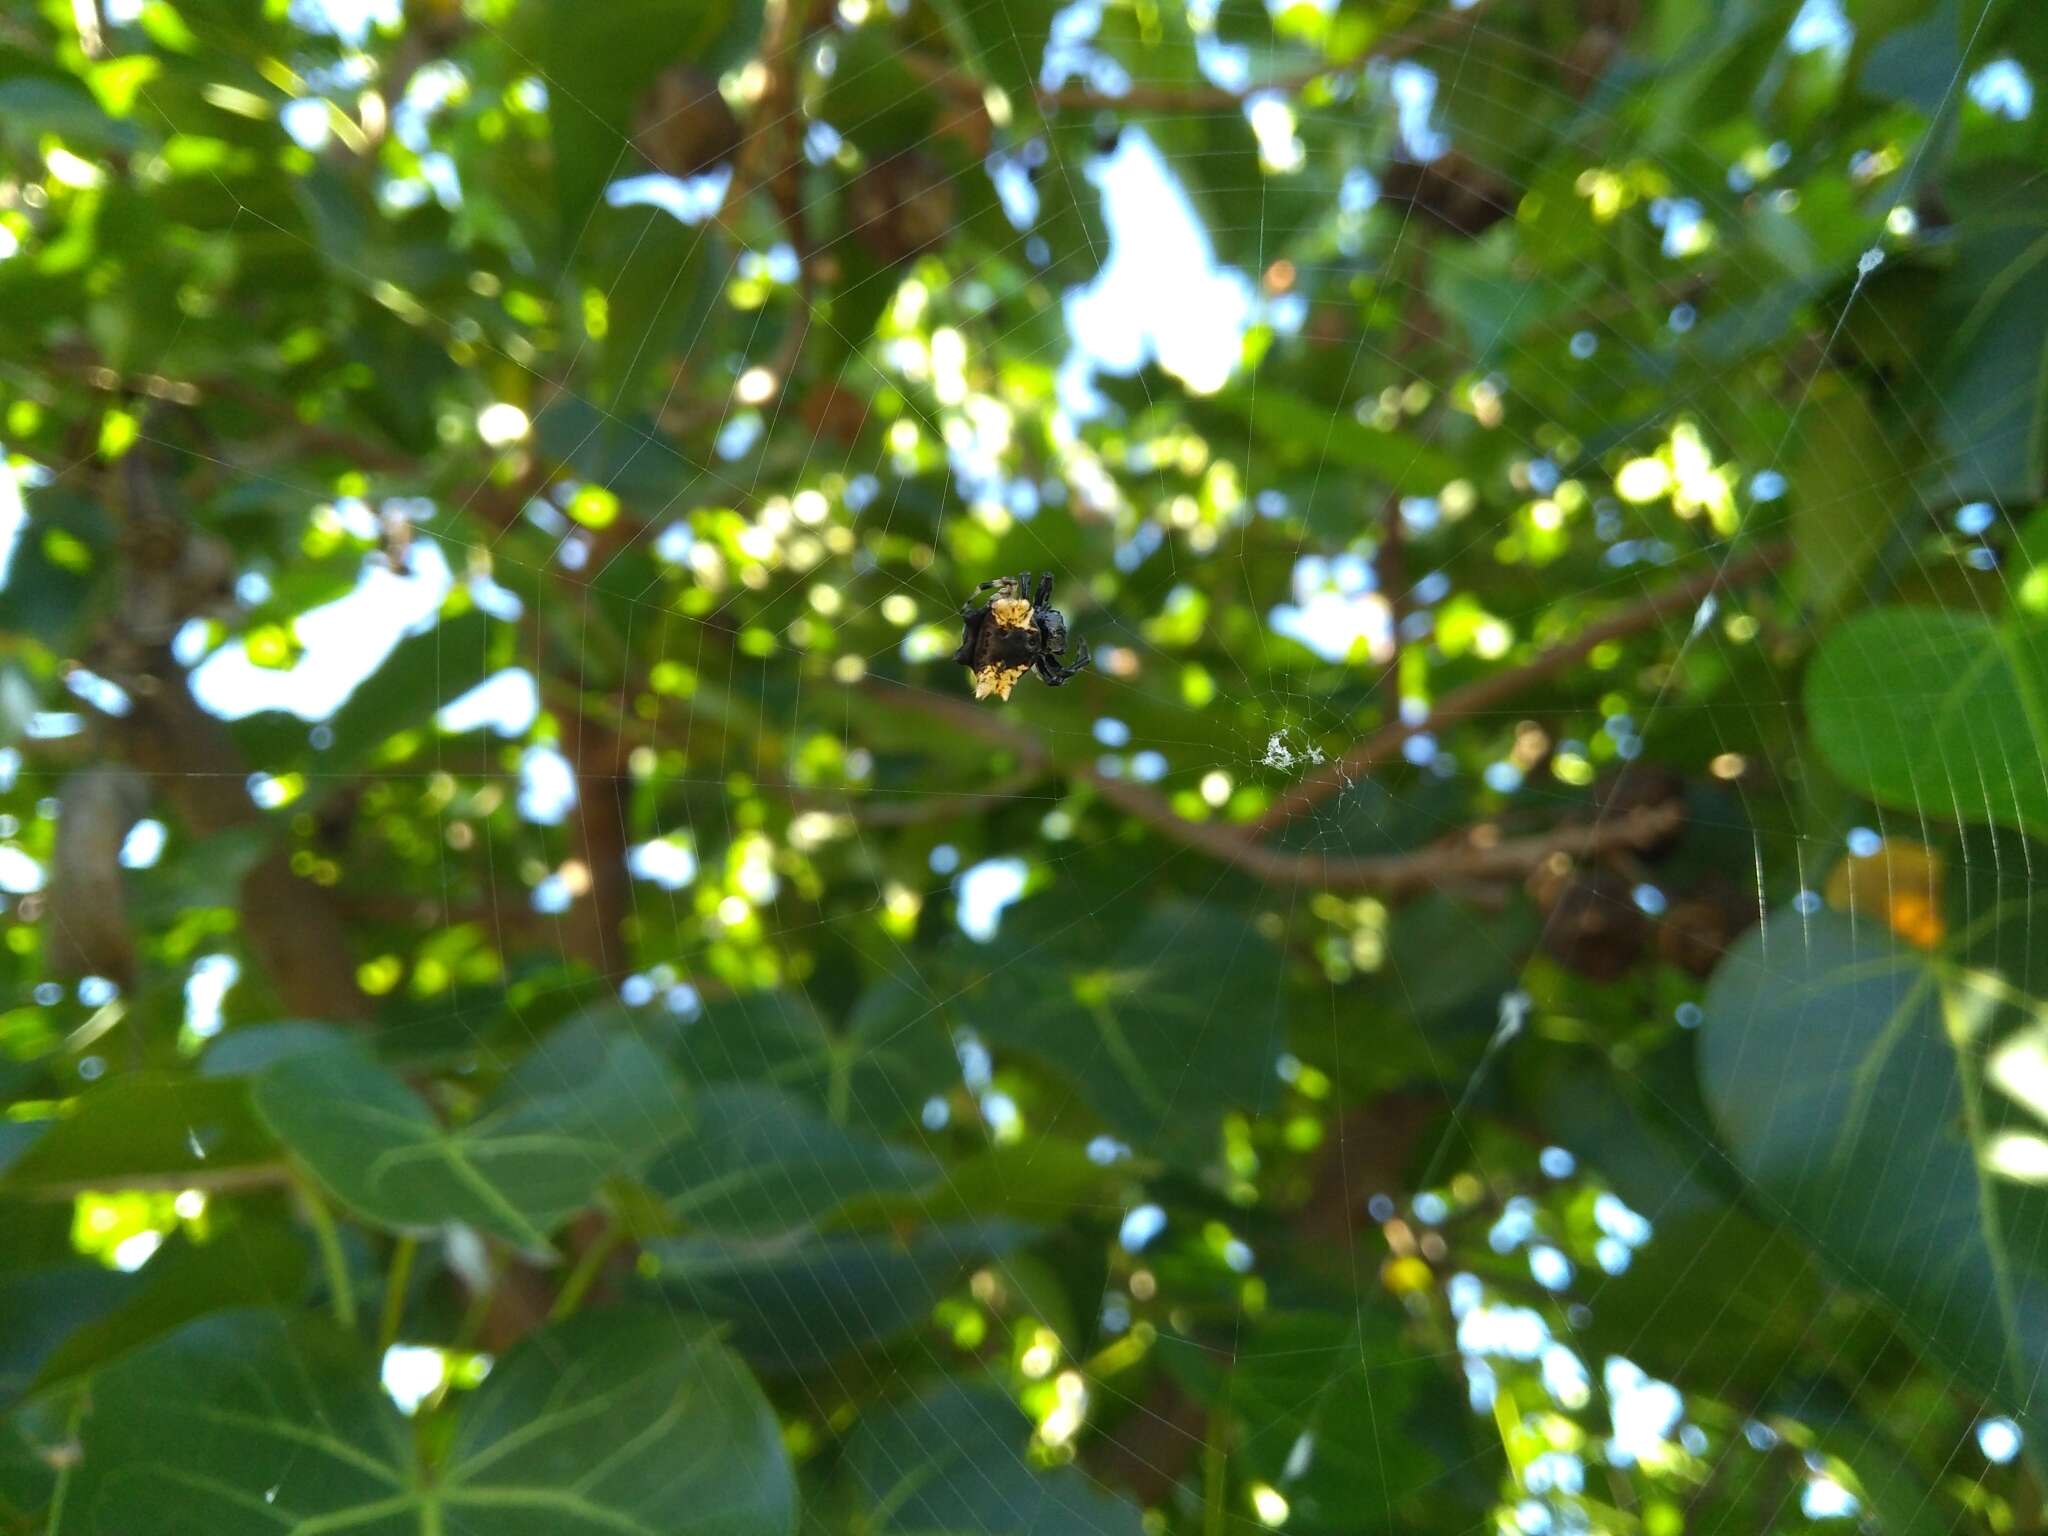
[954,573,1093,700]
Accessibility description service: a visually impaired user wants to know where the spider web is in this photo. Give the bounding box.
[4,0,2045,1532]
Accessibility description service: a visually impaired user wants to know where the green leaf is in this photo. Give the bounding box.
[1158,1311,1448,1533]
[1385,893,1540,1027]
[958,903,1283,1164]
[1238,390,1465,495]
[538,0,763,255]
[671,986,952,1131]
[1532,1057,1827,1401]
[843,1381,1146,1536]
[1930,175,2048,503]
[71,1306,794,1536]
[0,1267,131,1410]
[0,1076,277,1195]
[200,1020,353,1077]
[1804,605,2048,836]
[1790,383,1898,615]
[0,490,110,650]
[253,1028,683,1251]
[229,610,497,787]
[1702,908,2048,1411]
[0,74,139,154]
[642,1221,1027,1372]
[589,206,719,405]
[935,0,1070,126]
[26,1222,307,1399]
[644,1084,932,1240]
[1790,1385,1954,1536]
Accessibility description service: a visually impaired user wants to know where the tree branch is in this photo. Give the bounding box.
[97,451,372,1021]
[1250,541,1788,834]
[560,716,635,977]
[854,680,1685,895]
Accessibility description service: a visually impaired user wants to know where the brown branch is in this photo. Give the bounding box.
[20,1163,292,1201]
[561,717,634,976]
[662,0,816,440]
[113,662,372,1019]
[95,449,372,1021]
[1250,541,1789,835]
[45,763,149,990]
[856,681,1686,895]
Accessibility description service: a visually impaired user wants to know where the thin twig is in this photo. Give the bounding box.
[378,1235,418,1355]
[296,1172,359,1331]
[857,681,1687,894]
[1250,541,1789,834]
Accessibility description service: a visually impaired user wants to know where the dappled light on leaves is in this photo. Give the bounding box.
[2,0,2048,1534]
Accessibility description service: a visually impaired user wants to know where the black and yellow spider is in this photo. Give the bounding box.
[952,571,1093,701]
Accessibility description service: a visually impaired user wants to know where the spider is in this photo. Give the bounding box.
[952,571,1093,701]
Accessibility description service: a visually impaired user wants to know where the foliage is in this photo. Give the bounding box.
[3,0,2048,1532]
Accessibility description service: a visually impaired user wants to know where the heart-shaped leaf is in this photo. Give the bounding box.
[0,1075,277,1196]
[70,1306,794,1536]
[643,1221,1028,1373]
[254,1027,682,1250]
[1804,606,2048,838]
[670,986,952,1131]
[1158,1311,1444,1532]
[1790,384,1899,615]
[958,902,1283,1163]
[1702,908,2048,1411]
[843,1381,1145,1535]
[644,1084,932,1241]
[25,1222,306,1402]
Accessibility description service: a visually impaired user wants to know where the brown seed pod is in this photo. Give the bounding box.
[1656,879,1755,977]
[848,152,955,266]
[1561,0,1639,97]
[631,66,743,181]
[1379,151,1517,240]
[1590,763,1686,861]
[1537,871,1651,981]
[799,384,871,445]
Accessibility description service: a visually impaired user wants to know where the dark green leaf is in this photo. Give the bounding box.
[1239,390,1465,495]
[1790,383,1899,614]
[539,0,763,253]
[843,1381,1145,1536]
[253,1030,682,1250]
[1929,174,2048,503]
[1804,605,2048,836]
[959,903,1284,1164]
[0,1076,277,1196]
[27,1222,307,1398]
[644,1083,932,1240]
[1702,908,2048,1410]
[71,1306,794,1536]
[1159,1310,1447,1533]
[200,1020,352,1077]
[672,987,952,1131]
[642,1221,1027,1372]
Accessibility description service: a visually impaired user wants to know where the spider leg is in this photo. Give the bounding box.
[1036,639,1093,686]
[1034,572,1054,609]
